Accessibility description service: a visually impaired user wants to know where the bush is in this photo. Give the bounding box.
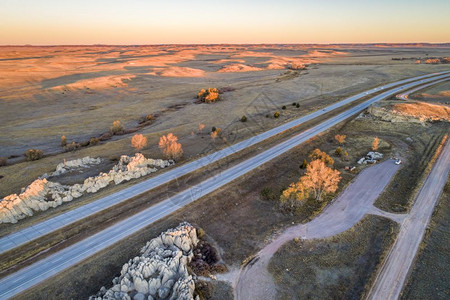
[266,114,269,118]
[292,102,297,106]
[274,111,280,118]
[89,137,100,146]
[64,142,81,152]
[241,115,248,122]
[110,120,124,135]
[282,105,287,110]
[0,157,7,167]
[197,88,220,103]
[25,149,43,161]
[296,103,300,108]
[335,146,343,156]
[60,135,67,147]
[197,227,206,239]
[261,187,276,201]
[300,159,308,169]
[131,134,147,151]
[212,126,217,132]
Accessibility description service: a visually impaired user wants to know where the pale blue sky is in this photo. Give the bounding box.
[1,0,449,44]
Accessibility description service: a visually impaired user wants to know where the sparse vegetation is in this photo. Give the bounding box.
[335,146,343,156]
[131,134,147,151]
[64,142,81,152]
[274,111,280,118]
[24,149,43,161]
[110,120,124,135]
[300,159,308,169]
[158,133,183,160]
[282,105,287,110]
[0,157,7,167]
[89,137,99,146]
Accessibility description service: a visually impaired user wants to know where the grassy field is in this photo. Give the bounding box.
[400,178,450,300]
[268,215,399,300]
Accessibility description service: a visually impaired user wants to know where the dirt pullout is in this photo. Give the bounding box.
[235,159,400,300]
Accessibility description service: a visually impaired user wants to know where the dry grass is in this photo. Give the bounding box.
[268,215,398,300]
[392,101,450,121]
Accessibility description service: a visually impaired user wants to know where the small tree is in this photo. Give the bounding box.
[300,159,341,201]
[131,134,147,151]
[111,120,124,135]
[335,134,346,145]
[25,149,43,161]
[280,182,307,203]
[309,148,334,165]
[282,105,287,110]
[300,159,308,169]
[343,151,349,161]
[372,137,380,151]
[198,123,205,133]
[159,133,183,160]
[61,135,67,147]
[241,115,248,122]
[335,147,343,156]
[274,111,280,118]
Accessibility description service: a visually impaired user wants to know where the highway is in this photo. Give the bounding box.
[0,72,449,298]
[1,70,449,255]
[396,77,450,100]
[366,139,450,300]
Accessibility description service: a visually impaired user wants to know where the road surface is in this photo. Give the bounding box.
[396,77,450,100]
[0,73,449,299]
[1,71,449,255]
[234,160,401,300]
[366,139,450,300]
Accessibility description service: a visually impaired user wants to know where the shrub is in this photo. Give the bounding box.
[266,114,269,118]
[335,134,346,145]
[300,159,308,169]
[197,227,206,239]
[110,120,124,135]
[343,151,349,160]
[25,149,43,161]
[0,157,7,167]
[131,134,147,151]
[65,142,81,152]
[198,123,205,132]
[292,102,297,106]
[89,137,100,146]
[261,187,276,201]
[335,146,343,156]
[274,111,280,118]
[211,126,217,132]
[309,148,334,165]
[241,115,248,122]
[197,88,220,103]
[159,133,183,160]
[372,136,380,151]
[296,103,300,108]
[282,105,287,110]
[60,135,67,147]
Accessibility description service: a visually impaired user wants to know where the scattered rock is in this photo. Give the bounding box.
[90,223,199,300]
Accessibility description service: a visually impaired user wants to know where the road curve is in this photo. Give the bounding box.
[366,140,450,300]
[0,73,449,299]
[234,160,401,300]
[1,71,449,255]
[396,77,450,100]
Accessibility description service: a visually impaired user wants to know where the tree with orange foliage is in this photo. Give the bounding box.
[372,137,380,151]
[309,148,334,165]
[131,134,147,151]
[301,159,341,201]
[335,134,346,145]
[280,182,307,203]
[198,123,205,133]
[159,133,183,160]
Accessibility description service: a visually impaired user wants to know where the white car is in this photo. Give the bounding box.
[395,159,402,165]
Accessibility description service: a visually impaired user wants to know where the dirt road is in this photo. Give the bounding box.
[366,140,450,300]
[235,159,401,300]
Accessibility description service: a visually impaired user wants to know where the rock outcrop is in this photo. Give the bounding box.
[357,151,383,164]
[50,156,102,177]
[0,154,174,224]
[90,223,199,300]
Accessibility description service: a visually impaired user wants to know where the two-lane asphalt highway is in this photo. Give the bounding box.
[1,71,450,255]
[1,71,449,298]
[0,71,450,253]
